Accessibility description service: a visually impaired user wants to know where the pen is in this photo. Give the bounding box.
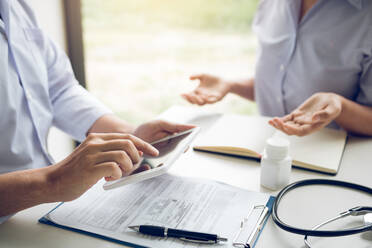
[128,225,228,244]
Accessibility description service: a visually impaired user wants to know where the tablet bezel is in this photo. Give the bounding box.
[103,127,200,190]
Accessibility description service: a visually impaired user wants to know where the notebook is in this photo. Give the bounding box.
[39,174,275,248]
[193,115,347,175]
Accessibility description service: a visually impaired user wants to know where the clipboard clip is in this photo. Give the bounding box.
[233,205,269,248]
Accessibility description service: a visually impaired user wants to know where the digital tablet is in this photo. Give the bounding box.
[103,127,200,190]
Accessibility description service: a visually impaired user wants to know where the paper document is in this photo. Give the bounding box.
[43,174,271,247]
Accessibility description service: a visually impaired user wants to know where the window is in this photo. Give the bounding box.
[82,0,259,124]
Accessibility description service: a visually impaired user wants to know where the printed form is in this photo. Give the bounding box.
[44,174,270,247]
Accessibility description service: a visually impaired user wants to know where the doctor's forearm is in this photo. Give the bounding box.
[335,96,372,136]
[0,167,54,216]
[87,114,136,135]
[229,78,255,101]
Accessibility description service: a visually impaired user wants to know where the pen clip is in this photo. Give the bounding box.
[179,237,216,244]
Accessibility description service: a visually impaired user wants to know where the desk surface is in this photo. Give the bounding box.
[1,106,371,248]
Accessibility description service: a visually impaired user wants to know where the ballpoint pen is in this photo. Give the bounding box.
[128,225,228,244]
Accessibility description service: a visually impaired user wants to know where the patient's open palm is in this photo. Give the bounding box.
[181,74,230,105]
[269,93,342,136]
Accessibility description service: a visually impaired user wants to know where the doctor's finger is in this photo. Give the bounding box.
[95,162,122,181]
[94,151,134,173]
[98,133,158,156]
[94,140,141,163]
[130,164,151,175]
[128,135,159,156]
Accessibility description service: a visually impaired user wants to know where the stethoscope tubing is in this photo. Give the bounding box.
[272,179,372,237]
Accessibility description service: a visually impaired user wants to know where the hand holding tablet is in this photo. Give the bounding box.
[103,127,200,190]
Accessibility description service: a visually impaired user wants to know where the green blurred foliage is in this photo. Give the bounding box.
[83,0,259,32]
[82,0,259,124]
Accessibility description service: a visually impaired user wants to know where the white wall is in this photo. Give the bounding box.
[28,0,75,162]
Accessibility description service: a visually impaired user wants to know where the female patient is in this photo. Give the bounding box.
[182,0,372,137]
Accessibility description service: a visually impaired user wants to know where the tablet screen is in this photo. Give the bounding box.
[103,128,199,189]
[139,130,192,169]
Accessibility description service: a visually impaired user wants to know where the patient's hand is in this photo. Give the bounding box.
[181,74,231,105]
[269,93,342,136]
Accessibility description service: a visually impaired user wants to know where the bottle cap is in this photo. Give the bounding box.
[265,137,289,160]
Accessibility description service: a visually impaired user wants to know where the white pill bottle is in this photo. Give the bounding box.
[260,137,292,190]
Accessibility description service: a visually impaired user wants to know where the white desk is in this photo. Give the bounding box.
[1,106,371,248]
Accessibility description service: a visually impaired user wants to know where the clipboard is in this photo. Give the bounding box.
[38,175,275,248]
[39,198,274,248]
[232,202,274,248]
[39,212,146,248]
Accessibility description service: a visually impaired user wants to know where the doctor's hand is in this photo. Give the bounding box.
[133,120,195,143]
[181,74,231,105]
[269,93,342,136]
[45,133,158,202]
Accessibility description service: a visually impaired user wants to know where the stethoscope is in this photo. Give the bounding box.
[271,179,372,248]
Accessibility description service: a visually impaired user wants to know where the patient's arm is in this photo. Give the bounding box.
[269,93,372,137]
[230,77,255,101]
[335,96,372,136]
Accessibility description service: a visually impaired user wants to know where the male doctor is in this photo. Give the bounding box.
[0,0,193,222]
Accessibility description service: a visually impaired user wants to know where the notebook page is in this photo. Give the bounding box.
[275,128,347,172]
[195,115,275,154]
[44,174,270,248]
